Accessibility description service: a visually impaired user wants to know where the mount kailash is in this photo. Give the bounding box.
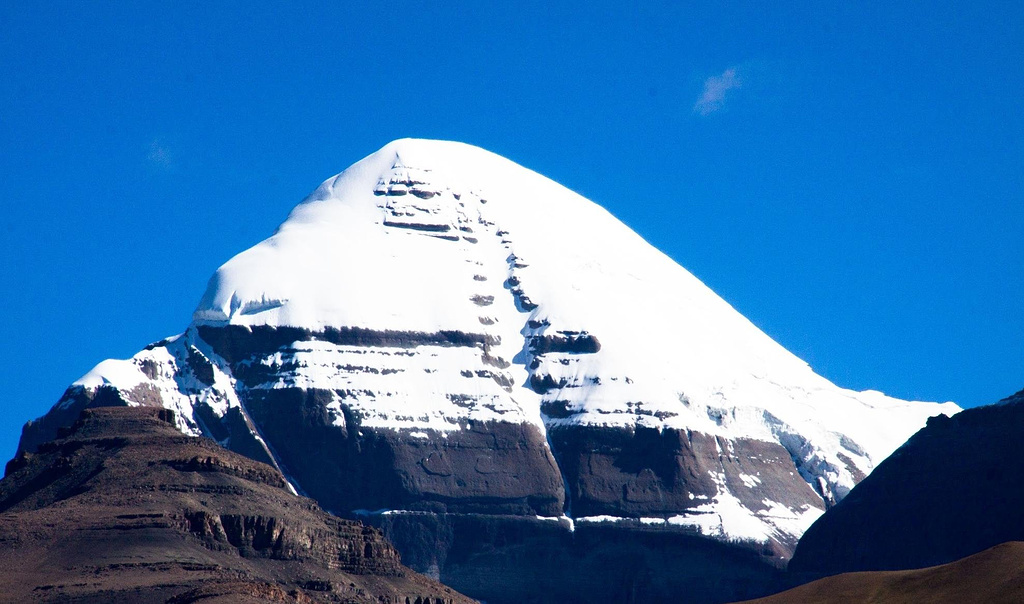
[19,139,959,603]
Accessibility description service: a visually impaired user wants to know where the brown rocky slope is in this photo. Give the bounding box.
[735,541,1024,604]
[0,406,473,604]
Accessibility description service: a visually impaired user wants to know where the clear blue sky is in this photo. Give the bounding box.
[1,2,1021,461]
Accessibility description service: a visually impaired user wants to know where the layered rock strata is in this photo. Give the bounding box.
[1,406,472,604]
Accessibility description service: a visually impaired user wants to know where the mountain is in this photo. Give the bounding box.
[18,139,957,603]
[788,387,1024,575]
[737,541,1024,604]
[0,406,471,604]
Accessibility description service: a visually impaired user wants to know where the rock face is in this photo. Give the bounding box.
[0,406,472,604]
[368,513,785,604]
[788,388,1024,576]
[19,139,958,603]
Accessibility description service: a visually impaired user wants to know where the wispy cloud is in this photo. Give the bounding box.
[147,139,173,169]
[693,68,742,116]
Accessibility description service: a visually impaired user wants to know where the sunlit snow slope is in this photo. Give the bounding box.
[24,139,958,554]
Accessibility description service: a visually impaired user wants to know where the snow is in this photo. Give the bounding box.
[576,515,627,524]
[658,471,825,544]
[256,339,531,433]
[74,358,149,391]
[60,138,959,548]
[738,473,762,488]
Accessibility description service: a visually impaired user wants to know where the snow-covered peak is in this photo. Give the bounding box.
[36,139,959,554]
[190,137,956,466]
[194,138,633,331]
[196,139,796,372]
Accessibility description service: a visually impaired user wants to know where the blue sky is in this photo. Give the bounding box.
[1,2,1021,461]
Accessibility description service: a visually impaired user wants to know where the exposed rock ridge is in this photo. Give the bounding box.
[0,406,472,604]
